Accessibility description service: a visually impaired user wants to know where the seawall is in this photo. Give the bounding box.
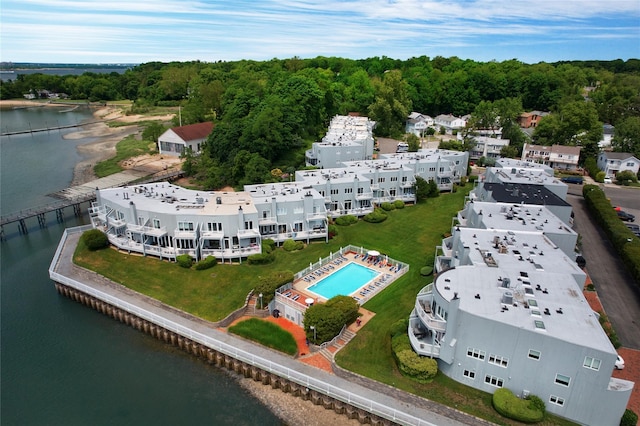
[49,226,467,426]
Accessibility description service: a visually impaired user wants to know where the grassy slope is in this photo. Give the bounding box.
[93,135,156,177]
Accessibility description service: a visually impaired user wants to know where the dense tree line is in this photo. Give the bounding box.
[2,57,639,186]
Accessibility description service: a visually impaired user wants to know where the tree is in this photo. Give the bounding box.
[500,145,520,159]
[142,122,166,145]
[414,176,430,201]
[612,116,640,159]
[404,133,420,151]
[368,70,412,137]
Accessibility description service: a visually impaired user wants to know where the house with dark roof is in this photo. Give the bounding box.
[158,122,214,156]
[597,151,640,178]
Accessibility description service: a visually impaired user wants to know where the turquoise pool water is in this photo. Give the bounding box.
[308,263,379,299]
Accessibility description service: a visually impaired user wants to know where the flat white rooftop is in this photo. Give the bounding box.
[496,158,554,175]
[486,167,565,187]
[99,183,258,216]
[435,228,611,351]
[465,201,576,236]
[245,182,321,203]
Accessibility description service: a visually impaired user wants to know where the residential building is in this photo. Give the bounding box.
[599,124,615,148]
[518,111,549,128]
[495,158,554,177]
[482,167,568,200]
[434,114,467,134]
[158,122,214,156]
[470,182,573,225]
[406,112,434,137]
[305,115,376,169]
[411,226,633,425]
[597,152,640,178]
[521,143,581,171]
[89,183,262,262]
[469,136,510,161]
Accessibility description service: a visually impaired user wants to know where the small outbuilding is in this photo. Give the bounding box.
[158,122,214,156]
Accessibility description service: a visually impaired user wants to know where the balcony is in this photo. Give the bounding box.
[355,192,373,200]
[435,255,452,273]
[237,228,261,239]
[127,223,167,237]
[441,236,454,257]
[408,315,441,357]
[259,216,278,225]
[456,211,467,227]
[401,180,415,188]
[414,299,446,332]
[306,212,326,221]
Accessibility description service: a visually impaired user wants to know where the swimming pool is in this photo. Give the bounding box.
[307,262,379,299]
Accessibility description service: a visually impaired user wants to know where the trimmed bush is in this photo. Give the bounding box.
[459,176,468,187]
[82,229,109,251]
[363,208,388,223]
[254,270,294,305]
[328,224,338,239]
[391,333,437,382]
[282,239,304,252]
[596,171,606,183]
[389,318,409,337]
[492,388,545,423]
[247,252,275,265]
[262,238,276,253]
[335,215,358,226]
[176,254,193,268]
[393,199,405,209]
[420,266,434,276]
[380,202,396,211]
[620,409,638,426]
[194,256,217,270]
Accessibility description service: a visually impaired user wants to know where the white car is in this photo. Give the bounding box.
[603,177,613,184]
[615,354,625,370]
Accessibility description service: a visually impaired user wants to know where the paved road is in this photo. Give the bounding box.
[566,190,640,349]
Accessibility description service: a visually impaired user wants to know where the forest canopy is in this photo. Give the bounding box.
[2,56,639,188]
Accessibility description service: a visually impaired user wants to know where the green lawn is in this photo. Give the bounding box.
[73,186,575,425]
[229,318,298,355]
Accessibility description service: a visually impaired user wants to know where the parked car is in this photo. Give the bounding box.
[617,210,636,222]
[560,176,583,185]
[626,224,640,237]
[615,354,625,370]
[603,177,613,184]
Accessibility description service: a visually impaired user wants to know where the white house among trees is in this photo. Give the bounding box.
[158,122,214,156]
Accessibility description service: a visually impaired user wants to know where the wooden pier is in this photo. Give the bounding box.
[1,169,184,241]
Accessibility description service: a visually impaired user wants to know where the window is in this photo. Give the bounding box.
[207,222,222,232]
[463,370,476,379]
[549,395,565,406]
[534,320,546,330]
[528,349,541,360]
[293,222,303,232]
[429,167,436,172]
[391,176,398,182]
[344,188,353,194]
[244,220,253,230]
[153,218,161,229]
[178,221,194,231]
[467,348,486,360]
[555,374,570,387]
[484,375,503,388]
[583,356,601,371]
[357,188,364,194]
[377,177,385,183]
[402,176,408,182]
[488,354,509,368]
[330,189,339,195]
[277,207,287,215]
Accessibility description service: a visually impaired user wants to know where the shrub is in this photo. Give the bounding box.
[328,224,338,238]
[194,256,217,270]
[335,215,358,226]
[380,202,396,211]
[363,208,388,223]
[492,388,545,423]
[81,229,109,251]
[596,171,606,183]
[420,266,434,276]
[176,254,193,268]
[247,252,276,265]
[620,409,638,426]
[459,176,468,187]
[262,238,276,253]
[389,318,409,337]
[393,199,405,209]
[325,295,360,325]
[617,170,638,186]
[390,333,438,383]
[254,270,294,305]
[282,239,304,252]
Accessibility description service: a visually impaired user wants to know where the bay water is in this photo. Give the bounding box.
[0,106,281,425]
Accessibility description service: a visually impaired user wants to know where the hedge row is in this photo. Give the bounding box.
[583,185,640,287]
[254,270,294,305]
[492,388,545,423]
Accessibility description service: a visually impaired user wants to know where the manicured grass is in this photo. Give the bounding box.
[93,135,156,177]
[228,318,298,355]
[73,185,575,425]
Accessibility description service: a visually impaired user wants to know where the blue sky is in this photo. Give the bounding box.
[1,0,639,64]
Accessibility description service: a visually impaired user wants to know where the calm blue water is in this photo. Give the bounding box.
[308,263,379,299]
[0,107,281,425]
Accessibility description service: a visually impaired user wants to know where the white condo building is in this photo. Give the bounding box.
[411,225,633,425]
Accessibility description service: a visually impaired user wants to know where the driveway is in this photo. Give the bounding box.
[566,192,640,349]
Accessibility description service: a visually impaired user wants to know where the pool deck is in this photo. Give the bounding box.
[291,251,405,305]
